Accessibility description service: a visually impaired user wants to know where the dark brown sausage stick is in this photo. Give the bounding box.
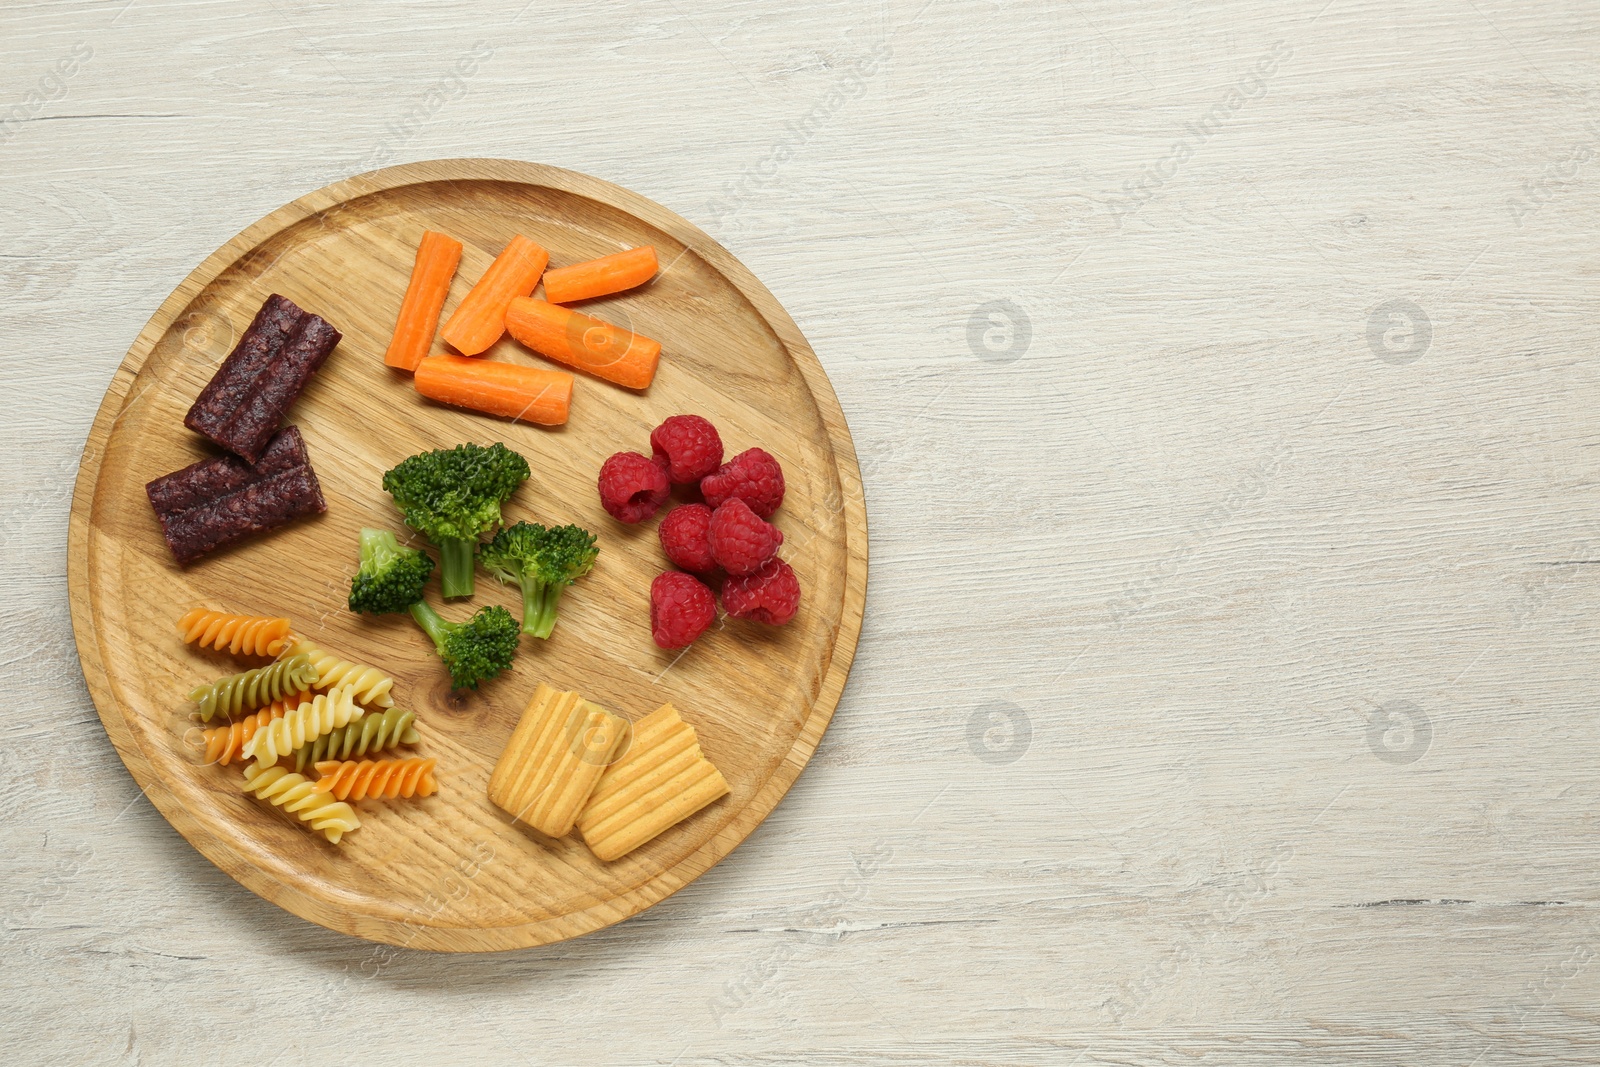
[183,294,341,463]
[146,425,327,565]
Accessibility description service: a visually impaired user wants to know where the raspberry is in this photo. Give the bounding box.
[722,558,800,625]
[598,451,669,524]
[700,447,784,518]
[650,571,716,648]
[651,415,723,485]
[658,504,718,575]
[707,498,783,576]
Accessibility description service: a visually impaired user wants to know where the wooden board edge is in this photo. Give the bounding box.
[66,158,869,951]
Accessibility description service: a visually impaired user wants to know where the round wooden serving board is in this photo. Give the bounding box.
[66,160,867,952]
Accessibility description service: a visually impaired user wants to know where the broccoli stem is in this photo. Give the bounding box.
[359,527,396,564]
[438,538,476,598]
[408,600,451,656]
[522,580,563,639]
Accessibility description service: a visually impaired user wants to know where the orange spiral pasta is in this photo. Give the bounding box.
[178,608,291,657]
[313,758,438,801]
[200,691,309,766]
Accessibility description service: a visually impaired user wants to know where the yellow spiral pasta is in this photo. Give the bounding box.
[242,763,361,844]
[293,706,419,772]
[177,608,292,657]
[285,637,394,707]
[313,758,437,801]
[200,691,309,766]
[242,684,362,766]
[188,653,319,723]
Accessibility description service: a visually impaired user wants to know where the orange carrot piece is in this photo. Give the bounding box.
[543,245,659,304]
[414,355,573,426]
[384,230,463,372]
[503,297,660,390]
[441,235,550,356]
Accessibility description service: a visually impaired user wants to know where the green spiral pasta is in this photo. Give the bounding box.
[293,706,420,772]
[189,653,319,723]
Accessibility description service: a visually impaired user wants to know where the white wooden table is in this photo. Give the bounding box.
[6,1,1599,1062]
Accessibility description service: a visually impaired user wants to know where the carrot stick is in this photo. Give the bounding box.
[384,230,463,372]
[413,355,573,426]
[504,297,660,390]
[543,245,658,304]
[441,235,550,356]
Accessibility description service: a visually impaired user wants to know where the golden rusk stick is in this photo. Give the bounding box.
[488,683,629,837]
[577,702,729,862]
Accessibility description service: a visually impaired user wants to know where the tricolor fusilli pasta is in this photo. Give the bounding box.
[242,763,361,844]
[313,758,437,801]
[188,653,319,723]
[242,684,362,766]
[177,608,291,657]
[285,637,394,707]
[292,706,419,772]
[200,691,309,766]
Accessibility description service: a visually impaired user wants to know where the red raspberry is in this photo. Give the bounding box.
[701,447,785,518]
[722,558,800,625]
[707,498,783,576]
[658,504,718,574]
[650,571,716,648]
[651,415,724,485]
[598,451,669,523]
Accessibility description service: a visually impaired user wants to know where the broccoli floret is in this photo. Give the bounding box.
[407,600,520,690]
[348,528,435,615]
[478,521,600,638]
[344,527,516,688]
[380,442,530,599]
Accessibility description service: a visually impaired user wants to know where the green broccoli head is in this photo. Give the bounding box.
[407,601,520,690]
[381,442,530,598]
[348,528,434,615]
[478,521,599,638]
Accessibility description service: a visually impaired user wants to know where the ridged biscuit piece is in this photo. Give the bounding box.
[577,703,730,862]
[488,684,629,837]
